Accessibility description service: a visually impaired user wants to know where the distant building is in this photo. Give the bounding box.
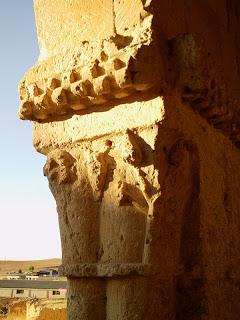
[26,274,39,280]
[5,268,59,281]
[37,268,58,277]
[7,273,25,280]
[0,280,67,299]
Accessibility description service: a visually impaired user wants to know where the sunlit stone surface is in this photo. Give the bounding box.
[19,1,240,319]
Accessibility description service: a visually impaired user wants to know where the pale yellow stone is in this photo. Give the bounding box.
[18,1,240,319]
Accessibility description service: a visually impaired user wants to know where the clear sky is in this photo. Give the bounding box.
[0,1,62,260]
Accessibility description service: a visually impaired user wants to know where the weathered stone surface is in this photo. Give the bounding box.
[19,0,164,123]
[19,0,240,319]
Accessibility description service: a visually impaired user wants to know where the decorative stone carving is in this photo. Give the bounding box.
[44,150,77,185]
[171,33,240,146]
[18,3,164,123]
[19,1,240,319]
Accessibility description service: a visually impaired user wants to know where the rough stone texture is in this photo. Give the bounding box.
[19,1,240,319]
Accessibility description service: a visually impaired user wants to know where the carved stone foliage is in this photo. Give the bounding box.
[43,127,199,270]
[43,150,77,185]
[42,127,156,266]
[42,125,205,319]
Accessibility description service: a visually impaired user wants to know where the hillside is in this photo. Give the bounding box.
[0,259,62,273]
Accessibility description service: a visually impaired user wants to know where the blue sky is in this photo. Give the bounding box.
[0,1,61,260]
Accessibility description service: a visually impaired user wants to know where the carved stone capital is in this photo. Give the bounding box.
[18,1,240,319]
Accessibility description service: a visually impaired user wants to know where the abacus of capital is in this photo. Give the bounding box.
[19,1,240,319]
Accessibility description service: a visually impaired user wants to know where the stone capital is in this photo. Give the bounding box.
[19,1,240,319]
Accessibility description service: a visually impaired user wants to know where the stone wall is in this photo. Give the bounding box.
[19,1,240,319]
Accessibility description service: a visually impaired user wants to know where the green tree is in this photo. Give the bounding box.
[18,269,22,274]
[29,266,34,272]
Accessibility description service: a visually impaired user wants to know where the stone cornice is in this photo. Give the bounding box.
[18,9,164,122]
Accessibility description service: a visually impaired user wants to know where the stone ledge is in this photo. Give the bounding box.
[59,263,154,278]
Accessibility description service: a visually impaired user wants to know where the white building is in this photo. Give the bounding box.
[0,280,67,299]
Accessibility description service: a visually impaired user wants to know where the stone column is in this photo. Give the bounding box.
[19,1,240,319]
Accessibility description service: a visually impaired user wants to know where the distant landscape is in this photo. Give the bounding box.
[0,259,62,273]
[0,259,66,319]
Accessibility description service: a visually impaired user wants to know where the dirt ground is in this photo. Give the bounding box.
[0,298,66,320]
[0,298,27,320]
